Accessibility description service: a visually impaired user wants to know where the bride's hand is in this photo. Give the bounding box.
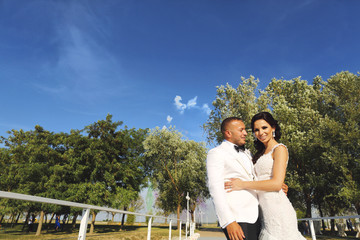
[224,178,245,192]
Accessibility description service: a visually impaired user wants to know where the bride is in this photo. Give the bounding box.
[225,112,306,240]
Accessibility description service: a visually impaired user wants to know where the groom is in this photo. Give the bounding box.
[207,117,260,240]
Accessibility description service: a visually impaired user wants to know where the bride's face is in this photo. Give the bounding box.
[253,119,275,144]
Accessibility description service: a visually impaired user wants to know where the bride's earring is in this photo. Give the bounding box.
[253,133,257,141]
[272,131,276,138]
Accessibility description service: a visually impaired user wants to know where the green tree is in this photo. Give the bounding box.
[261,77,326,217]
[108,187,137,229]
[203,76,262,146]
[143,127,209,229]
[125,195,144,225]
[203,74,358,223]
[1,126,65,234]
[0,114,148,235]
[318,72,360,224]
[81,114,148,233]
[264,75,357,227]
[61,129,93,230]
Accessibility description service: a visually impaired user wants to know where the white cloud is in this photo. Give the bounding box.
[202,104,211,115]
[167,115,173,123]
[174,95,187,114]
[187,96,197,108]
[35,2,126,102]
[174,95,211,115]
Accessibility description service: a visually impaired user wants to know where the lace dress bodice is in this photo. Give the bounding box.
[254,144,305,240]
[254,144,288,181]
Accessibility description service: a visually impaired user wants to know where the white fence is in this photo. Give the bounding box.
[298,215,360,240]
[2,190,359,240]
[0,190,186,240]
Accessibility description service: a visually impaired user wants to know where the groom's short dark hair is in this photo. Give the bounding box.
[221,117,243,135]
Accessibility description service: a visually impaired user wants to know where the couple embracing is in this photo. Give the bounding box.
[207,112,306,240]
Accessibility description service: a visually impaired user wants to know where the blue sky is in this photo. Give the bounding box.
[1,0,359,145]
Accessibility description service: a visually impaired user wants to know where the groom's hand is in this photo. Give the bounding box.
[226,222,245,240]
[282,183,288,195]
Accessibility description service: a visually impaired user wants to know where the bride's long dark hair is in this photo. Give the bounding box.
[251,112,281,164]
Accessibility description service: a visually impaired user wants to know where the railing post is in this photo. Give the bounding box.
[179,220,182,240]
[169,219,172,240]
[78,208,90,240]
[186,192,190,239]
[309,220,316,240]
[147,216,152,240]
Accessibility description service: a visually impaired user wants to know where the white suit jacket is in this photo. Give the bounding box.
[207,141,259,228]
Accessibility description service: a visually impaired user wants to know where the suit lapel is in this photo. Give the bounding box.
[220,142,255,181]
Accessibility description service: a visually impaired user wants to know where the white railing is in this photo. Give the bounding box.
[0,190,185,240]
[298,215,360,240]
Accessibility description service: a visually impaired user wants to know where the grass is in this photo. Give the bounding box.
[0,222,358,239]
[0,222,183,240]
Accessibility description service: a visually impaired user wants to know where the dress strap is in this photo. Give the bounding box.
[270,143,289,163]
[270,143,287,153]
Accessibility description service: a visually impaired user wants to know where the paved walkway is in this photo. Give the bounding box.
[197,228,226,240]
[198,237,226,240]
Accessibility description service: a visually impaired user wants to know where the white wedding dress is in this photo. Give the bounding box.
[254,144,306,240]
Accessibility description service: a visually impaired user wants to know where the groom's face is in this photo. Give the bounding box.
[226,120,247,146]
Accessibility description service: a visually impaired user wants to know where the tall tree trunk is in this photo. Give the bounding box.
[330,209,336,234]
[0,215,4,224]
[48,212,55,224]
[63,215,68,226]
[46,212,55,231]
[330,219,335,234]
[177,203,181,230]
[120,213,125,229]
[44,214,48,232]
[318,205,326,232]
[89,212,97,235]
[121,207,127,229]
[15,213,21,223]
[72,213,78,229]
[10,213,15,228]
[10,213,21,228]
[35,211,45,236]
[190,203,197,223]
[304,192,312,218]
[22,211,30,232]
[111,212,115,222]
[8,213,14,224]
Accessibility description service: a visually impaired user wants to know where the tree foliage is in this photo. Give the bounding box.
[0,114,148,234]
[320,72,360,216]
[143,127,209,228]
[203,71,360,222]
[203,76,262,146]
